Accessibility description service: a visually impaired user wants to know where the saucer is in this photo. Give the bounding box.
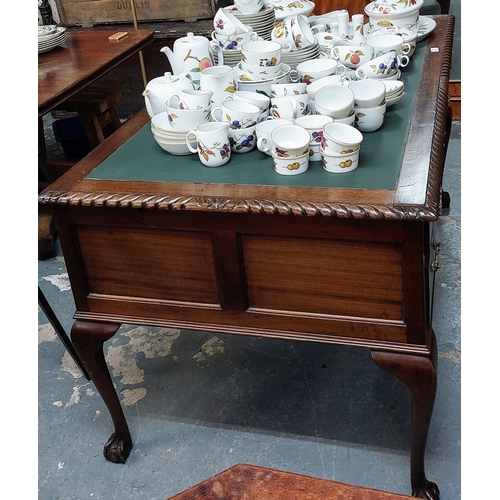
[272,0,316,21]
[416,16,437,43]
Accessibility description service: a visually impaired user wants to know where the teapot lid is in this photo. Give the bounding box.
[365,0,423,15]
[176,32,207,44]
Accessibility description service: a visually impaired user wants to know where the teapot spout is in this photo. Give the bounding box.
[160,46,183,75]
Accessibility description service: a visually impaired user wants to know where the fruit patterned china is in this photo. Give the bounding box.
[186,122,232,167]
[272,150,310,175]
[364,0,423,32]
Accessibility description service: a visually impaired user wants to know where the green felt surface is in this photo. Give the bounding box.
[88,41,426,190]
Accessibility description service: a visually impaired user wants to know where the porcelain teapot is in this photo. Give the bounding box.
[142,71,194,118]
[161,32,215,89]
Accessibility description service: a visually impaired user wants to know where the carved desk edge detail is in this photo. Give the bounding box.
[423,15,455,215]
[38,190,441,221]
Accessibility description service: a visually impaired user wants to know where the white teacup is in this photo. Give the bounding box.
[271,82,307,97]
[186,122,231,167]
[365,33,411,59]
[355,51,406,80]
[294,114,333,145]
[241,40,282,67]
[331,43,374,69]
[211,28,258,50]
[211,99,260,129]
[229,124,257,152]
[166,103,212,132]
[314,84,355,119]
[354,100,387,133]
[256,118,293,156]
[233,0,263,15]
[296,58,346,85]
[167,89,214,110]
[306,74,350,101]
[272,149,310,176]
[269,124,311,157]
[270,94,310,119]
[321,147,360,173]
[224,91,270,120]
[348,79,386,108]
[213,8,248,36]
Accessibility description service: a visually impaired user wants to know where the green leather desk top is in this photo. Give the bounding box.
[88,41,426,191]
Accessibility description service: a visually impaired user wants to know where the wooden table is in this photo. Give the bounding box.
[166,463,414,500]
[38,29,154,256]
[39,16,454,499]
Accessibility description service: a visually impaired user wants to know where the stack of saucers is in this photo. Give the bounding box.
[280,41,321,70]
[224,3,276,40]
[380,80,405,107]
[212,44,242,67]
[38,25,67,54]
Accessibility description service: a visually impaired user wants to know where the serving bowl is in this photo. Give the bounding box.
[364,0,423,31]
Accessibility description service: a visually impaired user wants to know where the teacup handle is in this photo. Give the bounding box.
[311,25,324,35]
[335,63,347,76]
[211,107,223,122]
[223,95,234,103]
[281,43,293,53]
[257,137,270,153]
[167,94,180,108]
[330,47,340,60]
[186,130,198,153]
[355,68,366,80]
[398,54,410,68]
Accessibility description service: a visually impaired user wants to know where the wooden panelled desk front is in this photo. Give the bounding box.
[39,16,454,499]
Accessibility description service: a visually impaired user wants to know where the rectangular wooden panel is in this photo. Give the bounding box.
[241,235,404,321]
[76,225,220,305]
[55,0,216,26]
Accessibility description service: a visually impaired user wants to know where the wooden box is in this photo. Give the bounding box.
[55,0,217,26]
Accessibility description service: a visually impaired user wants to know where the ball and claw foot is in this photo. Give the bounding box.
[103,432,133,464]
[412,480,440,500]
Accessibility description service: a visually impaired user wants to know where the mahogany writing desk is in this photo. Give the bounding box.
[39,16,454,499]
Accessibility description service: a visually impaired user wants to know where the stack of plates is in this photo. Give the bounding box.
[224,3,276,40]
[381,80,405,107]
[212,43,243,67]
[38,25,67,54]
[280,40,321,70]
[150,112,193,156]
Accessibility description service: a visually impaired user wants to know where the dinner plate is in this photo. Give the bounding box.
[38,26,67,43]
[416,16,436,43]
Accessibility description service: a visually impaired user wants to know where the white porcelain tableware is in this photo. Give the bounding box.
[355,51,402,80]
[321,147,360,173]
[223,90,270,120]
[211,28,258,50]
[354,100,387,132]
[241,40,282,66]
[321,122,363,154]
[270,94,309,119]
[365,33,411,58]
[271,82,307,97]
[272,150,310,175]
[211,99,261,129]
[296,58,345,84]
[199,65,237,110]
[166,103,212,132]
[264,124,311,157]
[294,114,333,146]
[348,79,386,108]
[331,42,373,69]
[186,122,232,167]
[364,0,423,32]
[214,7,249,35]
[256,118,293,156]
[233,0,264,15]
[167,89,214,110]
[313,84,355,119]
[229,124,257,152]
[306,74,350,101]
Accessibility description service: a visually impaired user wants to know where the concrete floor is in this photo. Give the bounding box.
[37,116,461,499]
[37,24,461,498]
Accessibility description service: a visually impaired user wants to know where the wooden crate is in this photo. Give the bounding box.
[55,0,217,26]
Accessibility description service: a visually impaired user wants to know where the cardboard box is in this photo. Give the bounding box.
[55,0,217,26]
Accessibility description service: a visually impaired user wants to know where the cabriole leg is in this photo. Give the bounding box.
[71,320,132,463]
[371,332,439,499]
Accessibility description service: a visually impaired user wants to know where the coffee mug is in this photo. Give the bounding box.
[186,122,231,167]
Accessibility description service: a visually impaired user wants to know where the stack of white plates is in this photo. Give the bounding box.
[280,40,321,70]
[381,80,405,107]
[224,3,276,40]
[212,43,243,67]
[150,112,194,155]
[38,25,67,54]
